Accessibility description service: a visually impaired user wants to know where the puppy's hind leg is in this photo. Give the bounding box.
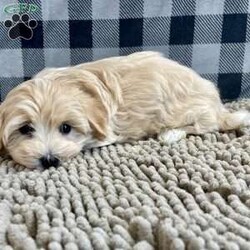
[218,110,250,131]
[158,109,250,144]
[186,109,250,136]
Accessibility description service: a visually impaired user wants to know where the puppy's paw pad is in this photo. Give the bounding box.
[158,129,186,144]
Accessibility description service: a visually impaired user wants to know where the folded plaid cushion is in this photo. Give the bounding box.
[0,0,249,101]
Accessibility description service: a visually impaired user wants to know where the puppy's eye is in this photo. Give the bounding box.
[19,124,35,135]
[59,123,71,134]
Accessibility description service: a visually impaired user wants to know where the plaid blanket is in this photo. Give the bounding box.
[0,0,250,101]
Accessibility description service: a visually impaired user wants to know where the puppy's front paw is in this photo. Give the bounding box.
[158,129,186,144]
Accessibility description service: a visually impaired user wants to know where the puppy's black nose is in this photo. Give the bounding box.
[39,155,59,169]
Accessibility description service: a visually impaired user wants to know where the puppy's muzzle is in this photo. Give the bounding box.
[39,154,59,169]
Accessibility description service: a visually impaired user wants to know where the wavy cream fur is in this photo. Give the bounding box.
[0,51,249,168]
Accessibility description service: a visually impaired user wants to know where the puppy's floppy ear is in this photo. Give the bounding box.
[87,103,107,140]
[84,67,123,105]
[76,67,123,140]
[62,70,109,140]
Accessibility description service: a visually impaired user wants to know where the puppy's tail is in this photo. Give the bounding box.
[218,109,250,131]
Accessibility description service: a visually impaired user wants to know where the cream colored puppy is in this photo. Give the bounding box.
[0,51,249,169]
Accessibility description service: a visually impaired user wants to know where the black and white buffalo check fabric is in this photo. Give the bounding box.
[0,0,250,101]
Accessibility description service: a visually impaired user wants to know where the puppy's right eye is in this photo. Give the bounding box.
[19,124,35,135]
[59,123,71,134]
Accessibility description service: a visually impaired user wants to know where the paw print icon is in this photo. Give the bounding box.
[4,14,37,40]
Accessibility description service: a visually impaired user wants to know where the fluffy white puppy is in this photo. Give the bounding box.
[0,51,249,169]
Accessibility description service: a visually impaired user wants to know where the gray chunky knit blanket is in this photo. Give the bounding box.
[1,100,250,250]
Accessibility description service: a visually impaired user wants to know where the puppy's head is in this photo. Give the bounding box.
[0,69,109,169]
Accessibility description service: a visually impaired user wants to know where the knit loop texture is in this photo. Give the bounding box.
[0,100,250,249]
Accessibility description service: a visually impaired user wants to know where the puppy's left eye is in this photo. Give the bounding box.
[19,124,35,135]
[59,123,71,134]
